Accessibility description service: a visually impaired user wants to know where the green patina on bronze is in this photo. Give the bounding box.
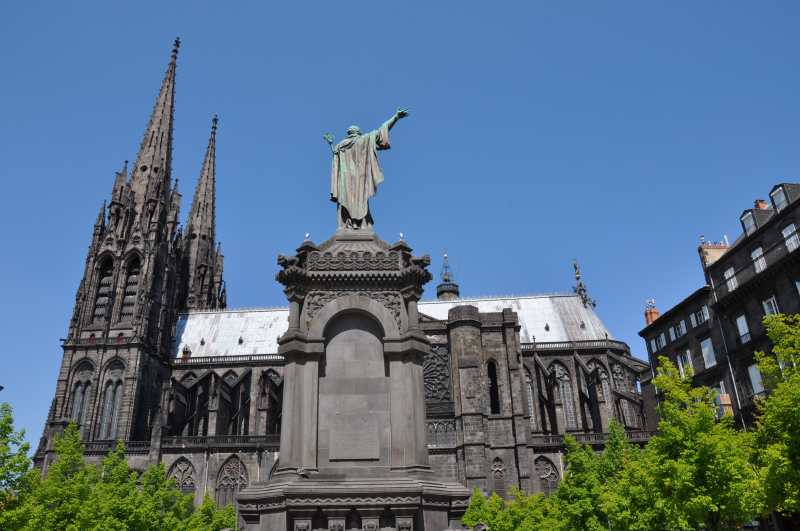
[324,108,408,229]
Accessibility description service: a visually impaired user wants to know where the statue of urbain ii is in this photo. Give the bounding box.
[324,108,409,230]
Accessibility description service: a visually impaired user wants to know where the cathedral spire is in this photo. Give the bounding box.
[182,114,223,311]
[129,38,180,211]
[187,114,217,242]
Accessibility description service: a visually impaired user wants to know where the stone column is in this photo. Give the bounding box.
[277,341,323,473]
[387,341,429,469]
[448,305,486,491]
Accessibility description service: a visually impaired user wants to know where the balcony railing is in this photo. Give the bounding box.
[715,228,799,300]
[521,339,629,353]
[172,353,285,366]
[528,430,654,448]
[84,440,150,455]
[161,434,281,450]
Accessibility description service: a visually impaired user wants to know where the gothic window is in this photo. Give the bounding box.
[611,364,627,392]
[492,457,506,498]
[587,360,611,406]
[488,360,501,415]
[70,361,94,426]
[265,370,283,435]
[215,456,248,507]
[92,258,114,323]
[168,458,196,495]
[228,372,251,436]
[552,363,577,430]
[118,256,140,322]
[99,361,124,439]
[525,368,536,430]
[534,456,560,495]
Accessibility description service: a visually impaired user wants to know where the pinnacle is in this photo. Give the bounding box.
[129,39,179,212]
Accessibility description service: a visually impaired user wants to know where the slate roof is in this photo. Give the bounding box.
[173,294,613,358]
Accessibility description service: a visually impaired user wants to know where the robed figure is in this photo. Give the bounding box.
[325,108,409,229]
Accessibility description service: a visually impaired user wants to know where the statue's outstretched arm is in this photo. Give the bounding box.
[384,108,409,131]
[323,132,335,154]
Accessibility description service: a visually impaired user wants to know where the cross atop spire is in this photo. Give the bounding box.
[188,114,218,241]
[129,38,180,211]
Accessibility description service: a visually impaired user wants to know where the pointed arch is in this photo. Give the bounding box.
[118,254,141,322]
[492,457,506,498]
[264,369,283,435]
[487,359,501,415]
[551,362,577,430]
[168,457,196,495]
[99,360,125,439]
[587,359,611,404]
[70,360,94,426]
[215,455,248,507]
[534,456,559,494]
[92,256,115,323]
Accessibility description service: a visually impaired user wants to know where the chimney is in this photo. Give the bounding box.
[644,299,660,326]
[754,199,769,210]
[698,235,730,272]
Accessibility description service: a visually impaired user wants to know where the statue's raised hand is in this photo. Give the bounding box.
[323,132,334,145]
[396,108,409,119]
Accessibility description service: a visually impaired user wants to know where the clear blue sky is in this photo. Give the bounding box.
[2,1,799,443]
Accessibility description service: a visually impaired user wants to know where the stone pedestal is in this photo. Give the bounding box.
[238,230,469,530]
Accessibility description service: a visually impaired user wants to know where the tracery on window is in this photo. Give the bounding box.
[552,363,577,430]
[70,361,94,426]
[534,456,559,494]
[99,361,124,439]
[168,458,196,495]
[215,456,248,507]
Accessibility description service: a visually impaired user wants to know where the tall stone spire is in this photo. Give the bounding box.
[183,115,223,310]
[187,114,217,242]
[129,38,180,212]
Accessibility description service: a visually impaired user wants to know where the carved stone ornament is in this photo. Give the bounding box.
[168,458,196,493]
[294,522,310,531]
[423,345,451,401]
[304,290,403,330]
[306,250,400,271]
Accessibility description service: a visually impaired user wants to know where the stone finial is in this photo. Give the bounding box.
[171,37,181,61]
[437,252,461,300]
[573,259,596,308]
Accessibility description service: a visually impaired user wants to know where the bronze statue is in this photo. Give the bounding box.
[324,108,409,229]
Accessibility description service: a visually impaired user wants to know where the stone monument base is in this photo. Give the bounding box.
[238,474,470,530]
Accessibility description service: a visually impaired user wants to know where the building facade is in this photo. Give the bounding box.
[640,185,800,428]
[36,41,652,522]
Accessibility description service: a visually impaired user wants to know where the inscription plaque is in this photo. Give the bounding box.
[330,412,380,460]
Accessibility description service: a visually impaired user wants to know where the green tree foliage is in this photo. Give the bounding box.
[0,423,236,530]
[464,360,763,530]
[755,314,800,522]
[605,357,762,530]
[0,402,32,512]
[462,487,555,531]
[552,421,633,530]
